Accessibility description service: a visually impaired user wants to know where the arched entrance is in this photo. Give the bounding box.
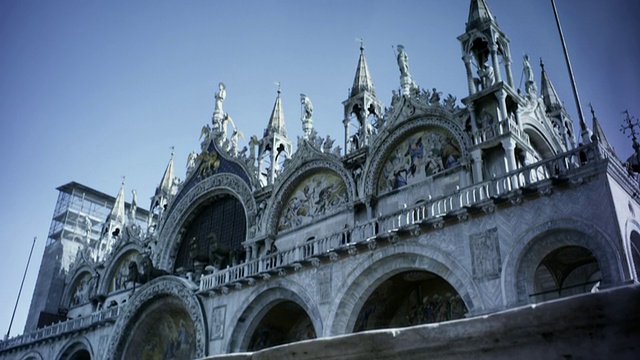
[353,270,467,332]
[531,246,601,302]
[246,300,316,351]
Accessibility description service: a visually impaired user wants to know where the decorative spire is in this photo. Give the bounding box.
[621,110,640,171]
[156,148,175,198]
[539,59,563,112]
[265,83,287,137]
[466,0,495,31]
[589,104,614,154]
[109,177,126,227]
[350,41,375,97]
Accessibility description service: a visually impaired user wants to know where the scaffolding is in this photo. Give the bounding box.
[46,182,149,253]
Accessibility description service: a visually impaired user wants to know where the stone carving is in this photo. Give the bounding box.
[278,172,348,232]
[469,227,501,280]
[230,127,244,157]
[213,82,226,130]
[396,45,418,96]
[200,124,212,151]
[301,93,313,139]
[477,63,495,90]
[378,127,462,193]
[397,45,410,77]
[443,94,457,112]
[186,150,198,174]
[523,54,537,96]
[210,306,226,340]
[318,268,332,304]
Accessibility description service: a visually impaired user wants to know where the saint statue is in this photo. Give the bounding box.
[300,94,313,121]
[523,54,534,84]
[397,45,410,77]
[215,82,226,114]
[213,82,226,132]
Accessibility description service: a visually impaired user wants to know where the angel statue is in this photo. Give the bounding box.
[397,44,410,77]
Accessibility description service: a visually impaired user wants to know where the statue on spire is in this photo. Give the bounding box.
[213,82,226,133]
[300,93,313,139]
[396,45,418,96]
[523,54,537,96]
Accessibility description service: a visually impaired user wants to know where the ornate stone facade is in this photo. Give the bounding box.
[3,1,639,359]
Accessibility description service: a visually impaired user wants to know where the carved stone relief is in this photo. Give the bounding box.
[210,305,226,340]
[469,227,501,281]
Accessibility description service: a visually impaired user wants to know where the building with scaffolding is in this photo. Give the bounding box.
[23,182,149,333]
[1,1,639,359]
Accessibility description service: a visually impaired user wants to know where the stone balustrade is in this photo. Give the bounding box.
[0,306,121,351]
[200,142,602,293]
[472,116,530,146]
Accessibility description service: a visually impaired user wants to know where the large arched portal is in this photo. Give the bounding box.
[121,296,196,359]
[354,271,467,332]
[532,246,601,302]
[246,300,316,352]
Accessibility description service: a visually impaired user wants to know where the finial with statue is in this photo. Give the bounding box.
[300,93,313,139]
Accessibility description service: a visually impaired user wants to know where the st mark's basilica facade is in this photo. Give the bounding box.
[2,1,640,359]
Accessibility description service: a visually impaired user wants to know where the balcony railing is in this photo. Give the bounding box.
[0,306,121,351]
[200,143,602,293]
[472,116,530,146]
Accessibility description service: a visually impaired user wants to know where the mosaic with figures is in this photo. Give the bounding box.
[378,127,462,193]
[278,172,347,232]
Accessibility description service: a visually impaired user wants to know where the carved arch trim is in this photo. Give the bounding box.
[502,217,625,306]
[225,279,322,352]
[20,350,44,360]
[266,158,355,236]
[327,242,481,335]
[157,173,256,270]
[56,336,93,360]
[364,115,469,197]
[103,276,206,360]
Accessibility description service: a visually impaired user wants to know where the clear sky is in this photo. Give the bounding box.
[1,0,638,338]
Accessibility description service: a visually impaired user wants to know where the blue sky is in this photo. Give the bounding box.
[1,0,638,337]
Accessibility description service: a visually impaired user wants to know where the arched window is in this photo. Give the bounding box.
[354,271,467,332]
[174,195,246,272]
[532,246,601,302]
[246,300,316,351]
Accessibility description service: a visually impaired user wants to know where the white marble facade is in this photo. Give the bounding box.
[3,1,640,359]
